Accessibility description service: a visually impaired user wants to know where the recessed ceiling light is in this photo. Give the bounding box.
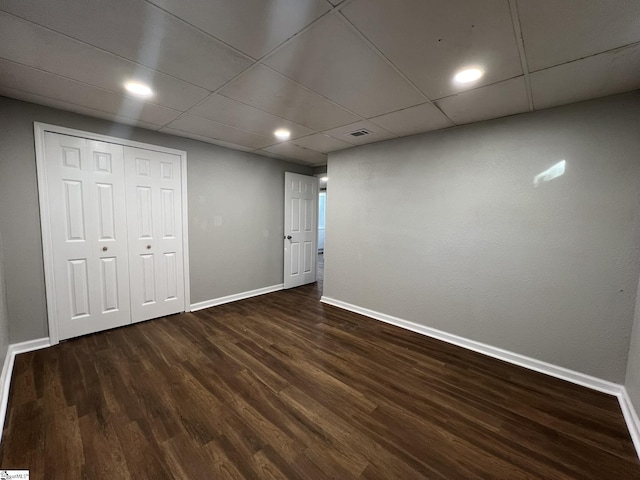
[124,81,153,97]
[320,176,328,182]
[453,68,484,84]
[274,129,291,141]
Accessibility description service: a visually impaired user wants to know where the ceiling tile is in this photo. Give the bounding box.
[219,65,360,131]
[0,59,182,126]
[263,142,328,164]
[530,43,640,110]
[323,120,396,145]
[0,12,209,112]
[189,94,314,139]
[436,77,530,125]
[369,103,454,137]
[342,0,522,100]
[164,114,274,149]
[0,0,252,91]
[265,14,425,117]
[0,86,165,131]
[292,133,352,153]
[159,127,256,152]
[518,0,640,71]
[146,0,330,59]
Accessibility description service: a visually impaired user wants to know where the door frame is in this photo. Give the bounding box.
[34,122,191,345]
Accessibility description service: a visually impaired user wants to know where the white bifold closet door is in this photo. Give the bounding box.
[125,147,184,323]
[43,132,184,341]
[45,133,132,339]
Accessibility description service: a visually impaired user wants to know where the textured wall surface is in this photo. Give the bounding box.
[0,229,9,367]
[325,92,640,383]
[0,96,311,343]
[626,278,640,412]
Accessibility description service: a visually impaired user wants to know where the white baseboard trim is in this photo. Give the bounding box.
[619,388,640,460]
[0,337,51,447]
[321,296,640,460]
[191,284,284,312]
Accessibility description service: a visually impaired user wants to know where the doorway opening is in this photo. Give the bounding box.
[317,175,327,292]
[318,190,326,254]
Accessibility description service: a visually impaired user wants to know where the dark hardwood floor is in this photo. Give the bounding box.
[1,260,639,478]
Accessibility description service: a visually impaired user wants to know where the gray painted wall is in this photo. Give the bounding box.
[0,229,9,367]
[626,279,640,413]
[0,96,311,344]
[325,92,640,383]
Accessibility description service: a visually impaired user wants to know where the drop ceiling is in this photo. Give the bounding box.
[1,0,639,166]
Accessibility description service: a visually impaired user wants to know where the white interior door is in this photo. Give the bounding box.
[125,147,185,322]
[44,132,131,340]
[284,172,318,289]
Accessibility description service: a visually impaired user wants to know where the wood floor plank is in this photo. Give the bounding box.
[113,418,174,480]
[78,412,132,480]
[1,260,639,478]
[44,406,84,479]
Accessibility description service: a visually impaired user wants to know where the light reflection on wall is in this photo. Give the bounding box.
[533,160,566,187]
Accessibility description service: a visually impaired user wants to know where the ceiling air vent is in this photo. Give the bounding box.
[347,129,372,137]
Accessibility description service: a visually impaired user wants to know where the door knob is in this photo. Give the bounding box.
[102,246,108,251]
[286,235,292,240]
[146,245,151,249]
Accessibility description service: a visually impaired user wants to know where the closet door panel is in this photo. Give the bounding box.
[44,133,131,340]
[125,146,184,322]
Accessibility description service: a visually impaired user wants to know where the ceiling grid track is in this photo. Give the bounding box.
[508,0,534,111]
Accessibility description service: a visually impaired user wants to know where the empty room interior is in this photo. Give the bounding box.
[1,0,640,478]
